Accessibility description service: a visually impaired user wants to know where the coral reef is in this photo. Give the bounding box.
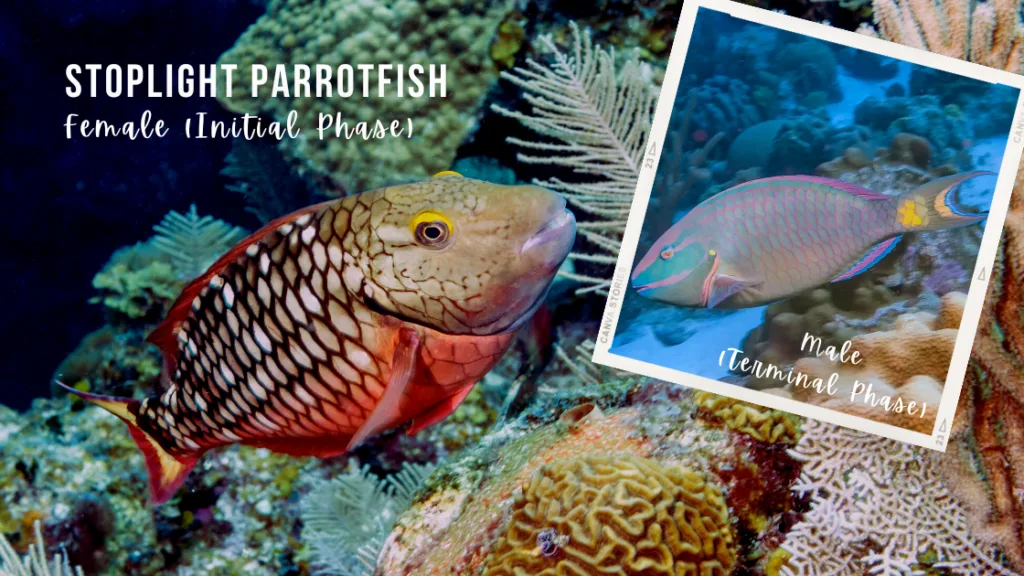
[777,292,964,433]
[684,76,763,144]
[301,462,436,575]
[89,242,183,323]
[216,0,511,193]
[374,380,804,576]
[493,22,657,295]
[647,93,725,237]
[773,39,842,102]
[1,520,84,576]
[858,0,1024,73]
[694,391,803,444]
[854,94,973,168]
[0,397,335,575]
[52,327,162,399]
[781,419,1015,575]
[480,454,737,576]
[769,112,842,174]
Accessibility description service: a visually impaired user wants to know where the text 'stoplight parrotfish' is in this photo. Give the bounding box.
[632,173,992,309]
[60,174,576,504]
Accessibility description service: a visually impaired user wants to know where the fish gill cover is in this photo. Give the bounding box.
[2,0,1024,576]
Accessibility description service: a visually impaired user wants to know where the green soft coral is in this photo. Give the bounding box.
[90,260,183,321]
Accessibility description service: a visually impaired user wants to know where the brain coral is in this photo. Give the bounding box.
[694,391,802,444]
[216,0,510,193]
[480,454,737,576]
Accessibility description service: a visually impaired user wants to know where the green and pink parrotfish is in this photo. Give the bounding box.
[632,173,992,309]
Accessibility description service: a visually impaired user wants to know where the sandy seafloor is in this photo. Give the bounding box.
[610,64,1009,381]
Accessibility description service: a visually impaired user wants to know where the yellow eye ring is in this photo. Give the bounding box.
[411,211,454,248]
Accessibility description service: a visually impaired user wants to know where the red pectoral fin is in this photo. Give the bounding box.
[346,328,421,451]
[407,385,476,436]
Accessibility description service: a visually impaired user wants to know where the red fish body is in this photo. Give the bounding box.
[632,173,991,309]
[62,175,575,503]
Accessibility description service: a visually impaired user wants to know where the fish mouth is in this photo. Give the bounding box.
[520,202,576,261]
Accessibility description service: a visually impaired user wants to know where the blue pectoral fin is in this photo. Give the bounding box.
[831,236,901,283]
[707,274,761,308]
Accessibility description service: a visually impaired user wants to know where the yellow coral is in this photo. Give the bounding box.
[216,0,511,193]
[694,391,802,444]
[481,454,737,576]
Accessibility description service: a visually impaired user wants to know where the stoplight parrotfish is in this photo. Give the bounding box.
[632,172,991,309]
[59,174,576,504]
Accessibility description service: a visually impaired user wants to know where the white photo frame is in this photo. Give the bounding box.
[591,0,1024,451]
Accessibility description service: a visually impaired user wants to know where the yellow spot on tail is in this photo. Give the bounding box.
[411,210,455,235]
[432,170,462,178]
[897,199,923,227]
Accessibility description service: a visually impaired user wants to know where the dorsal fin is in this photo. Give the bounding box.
[742,175,892,201]
[147,201,333,372]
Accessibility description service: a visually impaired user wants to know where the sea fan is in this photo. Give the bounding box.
[0,521,84,576]
[492,21,658,295]
[300,461,436,576]
[150,204,247,280]
[221,137,320,224]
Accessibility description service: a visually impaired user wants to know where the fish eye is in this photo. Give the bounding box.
[413,220,452,249]
[410,211,454,249]
[660,247,674,260]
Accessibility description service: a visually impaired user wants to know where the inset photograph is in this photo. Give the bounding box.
[593,0,1024,449]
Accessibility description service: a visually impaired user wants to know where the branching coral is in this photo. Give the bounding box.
[300,462,436,576]
[781,419,1014,576]
[493,22,658,294]
[480,454,737,575]
[0,520,84,576]
[217,0,510,193]
[858,0,1024,73]
[944,160,1024,570]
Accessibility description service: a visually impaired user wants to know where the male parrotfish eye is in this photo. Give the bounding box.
[660,247,674,260]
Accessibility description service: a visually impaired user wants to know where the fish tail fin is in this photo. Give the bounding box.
[56,381,199,505]
[895,171,993,232]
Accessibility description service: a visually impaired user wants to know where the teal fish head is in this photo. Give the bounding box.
[631,230,717,308]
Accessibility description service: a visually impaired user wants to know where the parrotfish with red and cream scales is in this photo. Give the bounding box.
[632,172,991,309]
[59,174,576,504]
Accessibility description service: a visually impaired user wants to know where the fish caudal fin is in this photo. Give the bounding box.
[895,171,992,233]
[56,382,199,505]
